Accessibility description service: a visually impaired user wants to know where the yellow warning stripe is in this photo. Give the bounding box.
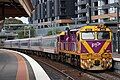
[2,50,29,80]
[99,40,110,54]
[82,41,94,54]
[15,54,29,80]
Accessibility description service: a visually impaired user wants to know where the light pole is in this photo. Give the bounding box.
[28,29,30,38]
[24,26,31,38]
[71,18,78,28]
[116,3,120,53]
[86,0,92,24]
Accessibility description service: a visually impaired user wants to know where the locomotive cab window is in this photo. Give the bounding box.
[81,32,95,40]
[97,31,110,39]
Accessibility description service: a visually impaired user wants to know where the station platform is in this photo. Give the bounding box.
[113,52,120,62]
[113,52,120,58]
[0,49,50,80]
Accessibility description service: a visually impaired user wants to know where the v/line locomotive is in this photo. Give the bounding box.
[4,24,113,70]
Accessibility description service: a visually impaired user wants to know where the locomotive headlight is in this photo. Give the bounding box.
[87,53,92,58]
[103,58,105,61]
[87,59,91,63]
[94,28,98,31]
[109,59,112,63]
[89,59,91,61]
[102,53,111,58]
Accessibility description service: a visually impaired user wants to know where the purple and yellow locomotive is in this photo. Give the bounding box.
[3,24,112,70]
[57,25,112,70]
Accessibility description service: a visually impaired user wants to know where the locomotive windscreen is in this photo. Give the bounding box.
[97,31,110,39]
[81,31,95,40]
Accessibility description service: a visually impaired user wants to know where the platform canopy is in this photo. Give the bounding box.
[0,0,34,29]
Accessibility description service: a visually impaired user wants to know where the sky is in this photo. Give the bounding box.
[15,17,29,24]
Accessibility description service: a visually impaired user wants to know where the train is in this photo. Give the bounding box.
[3,24,113,70]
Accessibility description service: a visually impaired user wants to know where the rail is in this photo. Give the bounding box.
[36,58,75,80]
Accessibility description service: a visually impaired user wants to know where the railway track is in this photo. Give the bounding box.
[30,55,92,80]
[84,71,120,80]
[29,54,120,80]
[36,57,74,80]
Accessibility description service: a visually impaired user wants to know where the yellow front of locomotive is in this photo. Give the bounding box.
[77,25,112,70]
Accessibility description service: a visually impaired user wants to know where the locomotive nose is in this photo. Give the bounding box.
[94,60,100,66]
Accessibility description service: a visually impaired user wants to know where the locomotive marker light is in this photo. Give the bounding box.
[85,28,92,31]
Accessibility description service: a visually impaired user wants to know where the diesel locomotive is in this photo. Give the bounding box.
[3,24,113,70]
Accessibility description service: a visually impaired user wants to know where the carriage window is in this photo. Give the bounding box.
[82,32,95,39]
[21,42,28,46]
[31,41,39,46]
[98,31,110,39]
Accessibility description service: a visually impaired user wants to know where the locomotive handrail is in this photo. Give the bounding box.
[58,42,77,51]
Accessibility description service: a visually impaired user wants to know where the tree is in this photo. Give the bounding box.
[30,27,35,37]
[4,18,23,30]
[47,30,52,36]
[17,26,35,39]
[47,28,62,36]
[3,18,36,39]
[4,18,23,24]
[56,28,62,34]
[17,30,24,39]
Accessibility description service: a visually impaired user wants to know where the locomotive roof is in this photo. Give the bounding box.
[59,24,111,36]
[79,25,111,31]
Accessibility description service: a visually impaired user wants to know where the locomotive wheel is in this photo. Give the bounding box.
[70,54,75,66]
[76,55,80,67]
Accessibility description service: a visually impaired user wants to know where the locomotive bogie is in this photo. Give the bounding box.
[80,59,112,70]
[80,53,113,70]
